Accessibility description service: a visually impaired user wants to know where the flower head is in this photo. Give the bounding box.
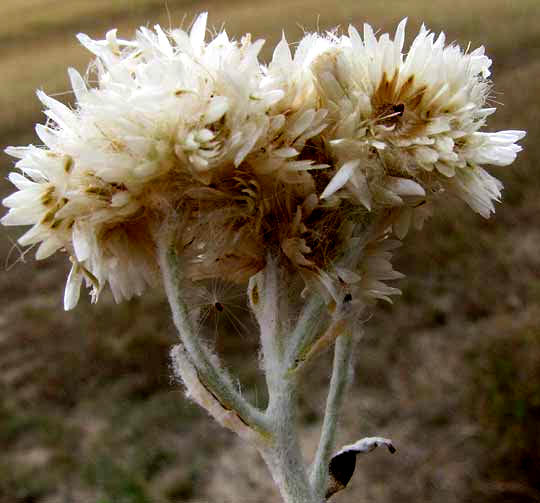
[3,15,282,308]
[313,20,525,231]
[2,16,525,309]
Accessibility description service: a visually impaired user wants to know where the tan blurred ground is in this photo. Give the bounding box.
[1,1,539,502]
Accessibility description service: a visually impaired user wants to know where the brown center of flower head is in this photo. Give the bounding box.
[371,71,429,138]
[375,102,405,127]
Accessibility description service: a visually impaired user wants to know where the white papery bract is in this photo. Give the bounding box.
[253,33,332,187]
[2,16,525,310]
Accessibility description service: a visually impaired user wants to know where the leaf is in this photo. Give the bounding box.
[326,437,395,499]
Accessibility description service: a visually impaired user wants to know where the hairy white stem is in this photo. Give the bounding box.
[250,258,325,502]
[170,344,266,444]
[160,243,268,434]
[263,379,323,503]
[290,316,348,373]
[286,296,329,370]
[248,256,283,391]
[310,331,355,498]
[162,240,356,502]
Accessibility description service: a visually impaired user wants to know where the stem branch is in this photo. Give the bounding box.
[286,295,328,370]
[160,243,268,434]
[310,330,355,497]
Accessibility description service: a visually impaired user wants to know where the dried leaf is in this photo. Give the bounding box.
[326,437,395,499]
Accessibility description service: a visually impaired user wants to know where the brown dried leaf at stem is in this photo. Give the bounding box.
[326,437,396,499]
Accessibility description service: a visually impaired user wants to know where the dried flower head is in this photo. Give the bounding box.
[2,15,525,310]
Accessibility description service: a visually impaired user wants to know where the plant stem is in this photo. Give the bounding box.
[309,331,355,498]
[286,296,328,370]
[250,259,324,502]
[160,243,268,433]
[263,377,322,503]
[162,240,354,502]
[248,256,283,392]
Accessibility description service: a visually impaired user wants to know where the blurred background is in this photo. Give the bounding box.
[1,1,539,502]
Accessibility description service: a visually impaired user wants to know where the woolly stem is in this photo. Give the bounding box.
[309,330,355,498]
[160,243,268,434]
[162,240,349,502]
[248,256,283,391]
[262,376,322,503]
[286,295,328,370]
[248,259,323,502]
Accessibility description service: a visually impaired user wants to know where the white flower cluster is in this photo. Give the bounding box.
[2,14,525,309]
